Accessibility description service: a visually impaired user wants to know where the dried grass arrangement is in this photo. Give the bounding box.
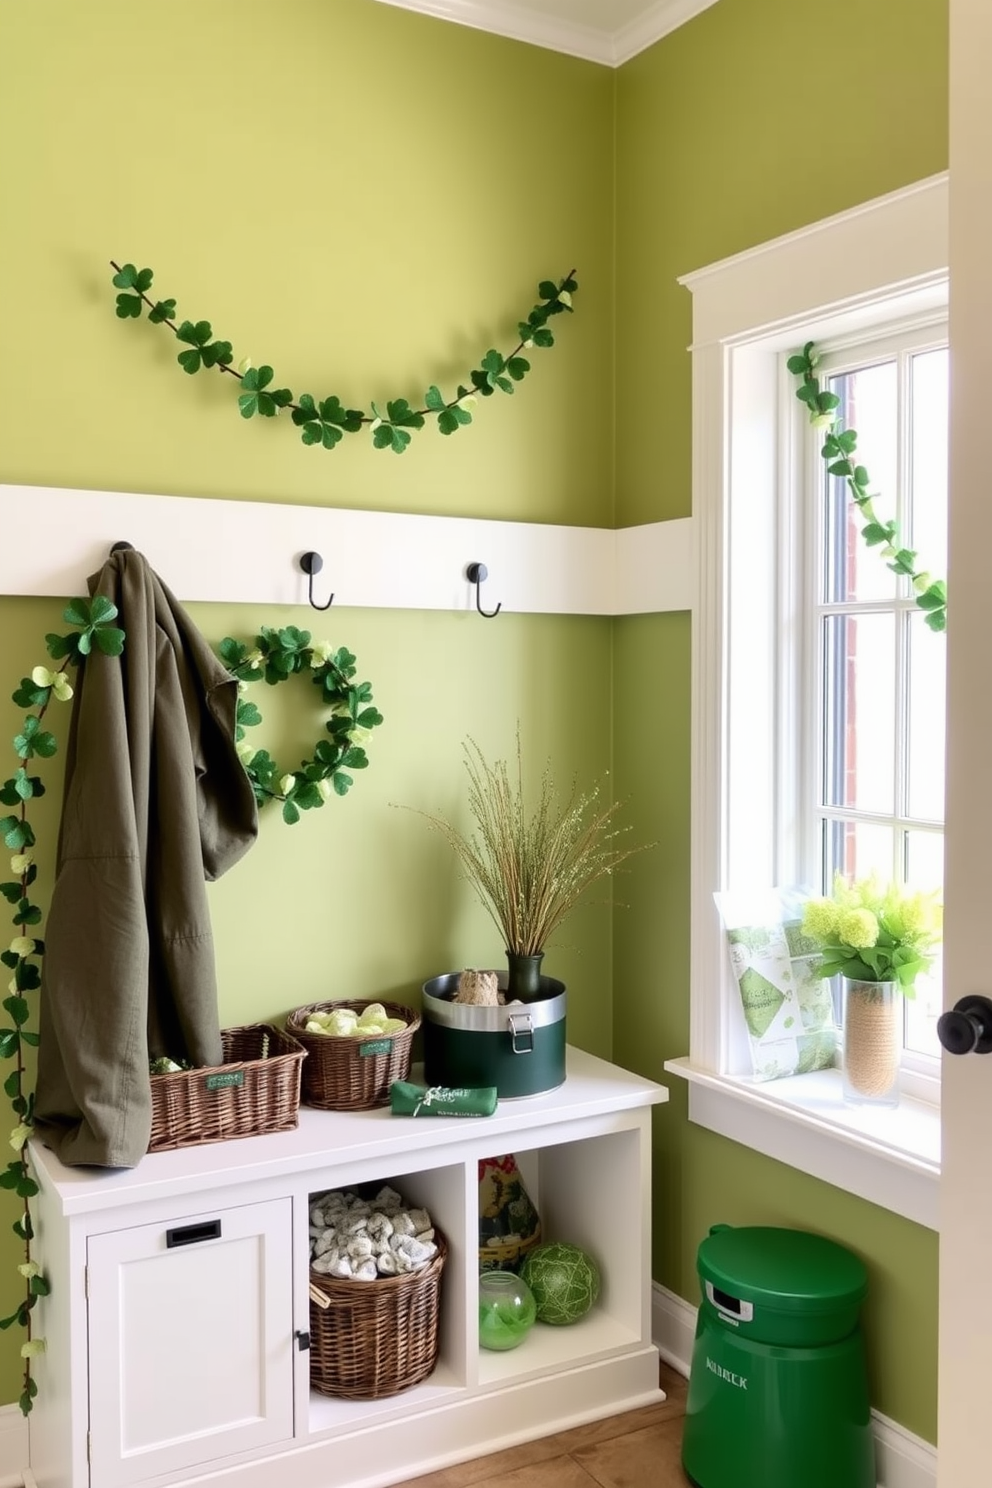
[409,734,654,958]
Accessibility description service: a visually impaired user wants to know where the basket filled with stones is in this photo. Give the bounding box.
[308,1184,446,1399]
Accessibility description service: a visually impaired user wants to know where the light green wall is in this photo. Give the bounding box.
[0,0,613,525]
[198,603,616,1053]
[613,0,948,1442]
[0,0,616,1409]
[615,0,950,526]
[0,0,949,1446]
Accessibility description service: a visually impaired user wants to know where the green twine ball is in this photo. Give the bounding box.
[520,1241,601,1326]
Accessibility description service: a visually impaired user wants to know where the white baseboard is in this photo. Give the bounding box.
[2,1293,937,1488]
[652,1283,937,1488]
[653,1280,697,1378]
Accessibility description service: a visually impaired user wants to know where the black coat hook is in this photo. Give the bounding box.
[466,562,501,618]
[299,551,334,611]
[110,541,133,553]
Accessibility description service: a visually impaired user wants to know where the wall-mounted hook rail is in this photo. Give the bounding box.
[299,551,334,611]
[466,561,501,618]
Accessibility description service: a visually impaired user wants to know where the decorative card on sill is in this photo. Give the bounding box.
[715,888,837,1082]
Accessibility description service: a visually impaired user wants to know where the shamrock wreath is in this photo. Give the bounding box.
[218,625,383,825]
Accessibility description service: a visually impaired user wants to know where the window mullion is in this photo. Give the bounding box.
[800,376,827,892]
[894,348,913,865]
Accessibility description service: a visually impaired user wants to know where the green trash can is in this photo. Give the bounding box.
[681,1225,875,1488]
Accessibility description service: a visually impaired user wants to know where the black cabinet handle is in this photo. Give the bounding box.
[166,1219,222,1248]
[937,995,992,1056]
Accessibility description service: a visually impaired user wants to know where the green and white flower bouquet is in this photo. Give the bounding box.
[800,874,942,994]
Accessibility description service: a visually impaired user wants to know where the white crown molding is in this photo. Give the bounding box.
[612,0,720,64]
[371,0,615,64]
[372,0,722,66]
[652,1283,938,1488]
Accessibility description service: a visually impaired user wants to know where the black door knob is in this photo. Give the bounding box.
[937,995,992,1056]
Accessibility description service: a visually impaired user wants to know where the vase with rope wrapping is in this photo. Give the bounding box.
[841,978,900,1107]
[801,874,943,1114]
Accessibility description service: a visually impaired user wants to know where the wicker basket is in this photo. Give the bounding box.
[309,1233,447,1399]
[285,1000,420,1111]
[148,1024,306,1153]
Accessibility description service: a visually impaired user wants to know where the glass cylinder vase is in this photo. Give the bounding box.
[841,977,900,1108]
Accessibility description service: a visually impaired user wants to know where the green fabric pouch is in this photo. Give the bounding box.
[390,1081,498,1117]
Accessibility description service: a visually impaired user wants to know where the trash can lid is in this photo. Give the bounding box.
[697,1225,868,1313]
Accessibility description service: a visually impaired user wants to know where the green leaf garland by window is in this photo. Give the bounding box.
[789,340,947,633]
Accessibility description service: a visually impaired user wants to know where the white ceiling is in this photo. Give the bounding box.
[374,0,721,66]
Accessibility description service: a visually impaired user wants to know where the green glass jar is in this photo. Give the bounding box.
[478,1269,537,1351]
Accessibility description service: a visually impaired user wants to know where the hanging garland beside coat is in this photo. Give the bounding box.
[34,547,259,1169]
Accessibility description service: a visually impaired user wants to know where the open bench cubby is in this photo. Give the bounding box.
[31,1046,668,1488]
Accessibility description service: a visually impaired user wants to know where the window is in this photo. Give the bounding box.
[666,174,949,1230]
[803,328,948,1073]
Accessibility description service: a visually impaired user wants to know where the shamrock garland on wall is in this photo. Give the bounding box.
[0,597,126,1416]
[110,261,578,454]
[2,605,381,1414]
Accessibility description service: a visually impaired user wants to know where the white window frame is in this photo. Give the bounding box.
[800,322,948,1084]
[664,173,948,1232]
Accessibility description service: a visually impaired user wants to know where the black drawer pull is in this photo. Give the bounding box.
[166,1219,222,1248]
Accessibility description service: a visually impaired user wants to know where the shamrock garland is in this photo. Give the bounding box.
[789,340,947,632]
[0,597,126,1417]
[0,608,378,1414]
[220,625,383,825]
[110,261,578,455]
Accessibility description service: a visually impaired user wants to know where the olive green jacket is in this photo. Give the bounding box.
[35,548,258,1167]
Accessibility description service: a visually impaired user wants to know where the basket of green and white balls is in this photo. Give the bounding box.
[285,999,421,1111]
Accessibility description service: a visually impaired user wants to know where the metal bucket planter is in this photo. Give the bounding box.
[421,972,566,1099]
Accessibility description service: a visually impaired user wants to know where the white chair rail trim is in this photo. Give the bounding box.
[0,484,693,617]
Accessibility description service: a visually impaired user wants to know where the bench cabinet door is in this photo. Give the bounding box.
[87,1196,295,1487]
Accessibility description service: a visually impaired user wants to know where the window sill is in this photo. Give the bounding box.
[663,1057,939,1231]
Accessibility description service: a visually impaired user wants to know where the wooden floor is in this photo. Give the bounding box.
[393,1362,691,1488]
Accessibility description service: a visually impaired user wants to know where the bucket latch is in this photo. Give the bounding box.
[507,1012,535,1054]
